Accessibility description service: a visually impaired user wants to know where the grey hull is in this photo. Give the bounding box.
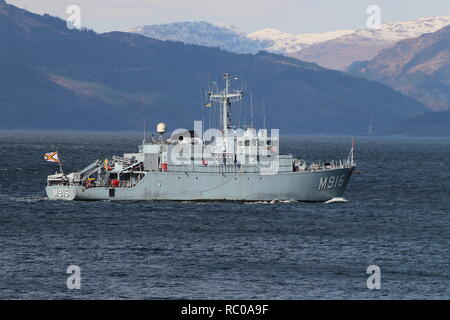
[46,167,354,202]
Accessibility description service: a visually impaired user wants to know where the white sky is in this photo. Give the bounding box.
[6,0,450,33]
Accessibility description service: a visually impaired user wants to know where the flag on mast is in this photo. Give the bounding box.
[44,151,60,163]
[44,151,64,173]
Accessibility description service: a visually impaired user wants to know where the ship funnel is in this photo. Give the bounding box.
[157,123,167,134]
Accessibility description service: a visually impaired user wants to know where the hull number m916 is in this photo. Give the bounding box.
[53,188,70,198]
[319,175,346,190]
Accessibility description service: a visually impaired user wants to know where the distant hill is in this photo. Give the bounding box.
[0,1,426,134]
[348,25,450,111]
[390,110,450,136]
[290,14,450,70]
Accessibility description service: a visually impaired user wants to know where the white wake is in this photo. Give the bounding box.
[324,197,348,204]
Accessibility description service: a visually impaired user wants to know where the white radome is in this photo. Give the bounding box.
[157,122,167,134]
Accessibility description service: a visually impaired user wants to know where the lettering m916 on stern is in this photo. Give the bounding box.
[52,188,70,198]
[318,175,346,190]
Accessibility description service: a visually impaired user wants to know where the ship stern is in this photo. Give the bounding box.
[46,185,78,201]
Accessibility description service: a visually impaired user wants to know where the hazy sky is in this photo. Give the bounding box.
[6,0,450,33]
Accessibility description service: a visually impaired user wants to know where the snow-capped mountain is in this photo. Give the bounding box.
[129,21,353,54]
[354,14,450,41]
[129,21,269,54]
[129,14,450,62]
[247,28,354,53]
[291,14,450,70]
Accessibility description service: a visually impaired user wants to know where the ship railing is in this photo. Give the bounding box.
[308,159,354,171]
[166,164,262,174]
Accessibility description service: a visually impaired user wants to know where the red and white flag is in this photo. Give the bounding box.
[44,151,60,163]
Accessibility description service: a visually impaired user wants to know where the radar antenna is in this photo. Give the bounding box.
[208,74,244,137]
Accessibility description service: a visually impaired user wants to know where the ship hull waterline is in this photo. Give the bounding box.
[46,167,354,202]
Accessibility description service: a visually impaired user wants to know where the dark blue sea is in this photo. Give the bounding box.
[0,131,448,299]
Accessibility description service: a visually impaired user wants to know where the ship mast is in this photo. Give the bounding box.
[208,74,244,138]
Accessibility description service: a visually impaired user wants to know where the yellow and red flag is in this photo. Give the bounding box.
[44,151,60,163]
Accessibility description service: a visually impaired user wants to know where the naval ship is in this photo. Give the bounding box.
[46,74,356,201]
